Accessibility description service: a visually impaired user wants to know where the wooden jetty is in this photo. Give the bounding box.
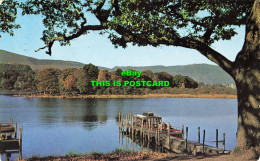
[0,118,22,160]
[118,112,230,155]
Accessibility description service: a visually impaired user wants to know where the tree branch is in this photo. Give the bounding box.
[184,38,234,75]
[36,25,107,55]
[95,0,106,12]
[112,0,121,16]
[36,1,110,55]
[111,25,234,75]
[35,0,234,74]
[200,10,221,44]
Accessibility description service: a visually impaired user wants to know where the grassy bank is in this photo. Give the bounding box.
[13,93,237,99]
[22,152,178,161]
[18,149,228,161]
[19,149,181,161]
[18,148,258,161]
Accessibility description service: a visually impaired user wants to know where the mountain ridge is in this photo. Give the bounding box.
[0,49,235,84]
[112,64,235,84]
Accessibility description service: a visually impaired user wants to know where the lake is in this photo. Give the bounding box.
[0,95,238,160]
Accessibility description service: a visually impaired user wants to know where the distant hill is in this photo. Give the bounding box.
[0,49,88,70]
[0,49,234,84]
[111,64,235,84]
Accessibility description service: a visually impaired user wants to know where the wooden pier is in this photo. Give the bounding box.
[0,118,22,160]
[118,112,230,155]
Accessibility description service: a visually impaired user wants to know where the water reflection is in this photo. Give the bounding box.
[36,98,110,130]
[0,96,237,160]
[0,147,22,161]
[36,98,60,124]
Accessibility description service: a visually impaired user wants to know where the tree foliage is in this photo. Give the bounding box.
[74,68,89,94]
[97,69,109,81]
[58,68,77,94]
[83,63,99,80]
[35,68,60,95]
[17,0,252,59]
[0,0,20,38]
[0,64,35,91]
[0,64,210,95]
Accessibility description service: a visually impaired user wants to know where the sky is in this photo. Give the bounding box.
[0,10,246,68]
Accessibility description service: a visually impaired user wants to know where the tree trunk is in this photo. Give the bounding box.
[232,0,260,153]
[234,74,260,150]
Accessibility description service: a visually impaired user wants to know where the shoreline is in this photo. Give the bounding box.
[18,149,258,161]
[13,93,237,99]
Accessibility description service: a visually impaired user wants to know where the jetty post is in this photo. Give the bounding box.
[182,124,184,138]
[131,133,134,151]
[125,113,128,147]
[155,126,158,144]
[19,146,22,160]
[148,118,150,142]
[134,115,137,125]
[203,129,205,153]
[121,113,123,132]
[157,126,160,145]
[119,125,121,144]
[131,117,134,139]
[118,112,122,144]
[134,115,137,137]
[130,113,132,140]
[143,118,147,141]
[126,114,128,135]
[118,112,121,131]
[167,122,170,147]
[9,118,13,127]
[198,127,200,143]
[19,126,23,148]
[185,127,188,151]
[223,133,226,151]
[120,113,122,132]
[216,129,218,148]
[14,122,17,139]
[151,118,153,130]
[128,113,130,143]
[141,118,143,139]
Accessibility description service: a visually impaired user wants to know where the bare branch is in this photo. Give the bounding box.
[35,46,48,53]
[112,0,121,16]
[36,0,110,55]
[95,0,106,12]
[36,25,106,55]
[66,25,106,40]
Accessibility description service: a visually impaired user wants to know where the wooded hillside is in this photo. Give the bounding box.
[0,64,236,96]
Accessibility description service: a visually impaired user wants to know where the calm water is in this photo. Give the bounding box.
[0,95,237,160]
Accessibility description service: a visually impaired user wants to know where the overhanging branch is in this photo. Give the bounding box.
[111,26,234,75]
[36,25,107,55]
[184,38,234,75]
[35,0,234,75]
[36,0,113,55]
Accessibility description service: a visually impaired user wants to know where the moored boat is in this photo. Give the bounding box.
[134,112,183,138]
